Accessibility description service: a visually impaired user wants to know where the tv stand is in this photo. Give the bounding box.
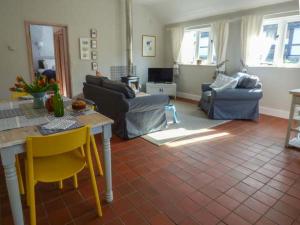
[146,82,177,99]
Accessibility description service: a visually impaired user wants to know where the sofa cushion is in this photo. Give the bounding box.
[210,74,238,91]
[102,80,136,99]
[86,75,109,86]
[235,73,260,89]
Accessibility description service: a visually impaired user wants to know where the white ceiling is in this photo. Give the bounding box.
[134,0,294,24]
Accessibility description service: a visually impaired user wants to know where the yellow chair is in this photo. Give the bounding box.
[26,126,102,225]
[59,100,104,190]
[10,91,28,100]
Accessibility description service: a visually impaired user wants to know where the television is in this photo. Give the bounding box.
[148,68,173,83]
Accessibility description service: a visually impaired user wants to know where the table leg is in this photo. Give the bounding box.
[101,124,113,202]
[1,149,24,225]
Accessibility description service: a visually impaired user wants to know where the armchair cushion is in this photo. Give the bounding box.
[210,74,238,91]
[86,75,108,86]
[102,79,136,99]
[235,72,260,89]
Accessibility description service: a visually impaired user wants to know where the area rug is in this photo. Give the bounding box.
[142,101,229,146]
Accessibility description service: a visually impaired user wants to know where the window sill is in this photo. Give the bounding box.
[179,63,216,67]
[248,64,300,69]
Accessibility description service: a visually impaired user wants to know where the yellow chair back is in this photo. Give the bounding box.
[10,91,28,100]
[26,126,90,157]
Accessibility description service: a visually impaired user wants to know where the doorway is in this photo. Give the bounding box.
[25,22,72,97]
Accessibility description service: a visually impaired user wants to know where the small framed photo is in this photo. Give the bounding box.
[79,38,91,60]
[90,29,97,38]
[91,40,97,49]
[91,51,97,60]
[91,62,98,71]
[142,35,156,57]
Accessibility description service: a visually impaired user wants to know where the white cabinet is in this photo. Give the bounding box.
[146,82,177,98]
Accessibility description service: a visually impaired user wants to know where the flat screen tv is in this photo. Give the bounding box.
[148,68,173,83]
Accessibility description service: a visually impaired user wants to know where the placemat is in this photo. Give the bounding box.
[0,108,24,119]
[38,117,83,135]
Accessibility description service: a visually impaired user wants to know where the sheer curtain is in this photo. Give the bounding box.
[241,15,263,66]
[212,21,229,71]
[169,26,184,76]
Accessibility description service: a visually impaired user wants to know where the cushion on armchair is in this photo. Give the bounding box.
[102,79,136,99]
[210,74,238,91]
[235,72,260,89]
[86,75,109,86]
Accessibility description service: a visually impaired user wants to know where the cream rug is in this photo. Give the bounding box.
[142,101,229,146]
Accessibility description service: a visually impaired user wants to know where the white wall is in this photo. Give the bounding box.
[133,4,165,90]
[0,0,165,99]
[165,1,300,116]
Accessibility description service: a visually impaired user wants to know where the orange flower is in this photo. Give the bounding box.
[15,83,23,88]
[49,79,56,84]
[16,75,23,82]
[38,79,46,87]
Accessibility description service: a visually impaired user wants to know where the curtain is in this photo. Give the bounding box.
[169,25,184,77]
[241,15,263,66]
[212,21,229,72]
[170,26,184,64]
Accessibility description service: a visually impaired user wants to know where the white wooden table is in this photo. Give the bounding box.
[0,109,114,225]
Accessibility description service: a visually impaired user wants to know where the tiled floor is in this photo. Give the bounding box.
[1,113,300,225]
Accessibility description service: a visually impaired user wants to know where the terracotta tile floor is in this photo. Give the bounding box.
[1,113,300,225]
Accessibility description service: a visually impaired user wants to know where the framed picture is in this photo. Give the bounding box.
[91,51,97,60]
[91,40,97,49]
[142,35,156,57]
[90,29,97,38]
[91,62,98,71]
[79,38,91,60]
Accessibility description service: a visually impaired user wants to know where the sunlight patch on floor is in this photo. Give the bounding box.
[146,128,214,141]
[166,132,230,147]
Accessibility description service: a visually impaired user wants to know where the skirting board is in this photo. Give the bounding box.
[259,107,289,119]
[177,91,289,119]
[177,92,201,101]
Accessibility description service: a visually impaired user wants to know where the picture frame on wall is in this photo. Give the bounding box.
[142,35,156,57]
[91,62,98,71]
[90,29,97,38]
[79,38,91,60]
[91,40,97,49]
[91,51,97,60]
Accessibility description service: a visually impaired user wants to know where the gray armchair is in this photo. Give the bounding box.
[200,82,263,120]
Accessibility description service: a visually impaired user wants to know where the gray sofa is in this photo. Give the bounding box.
[83,75,169,139]
[200,73,263,120]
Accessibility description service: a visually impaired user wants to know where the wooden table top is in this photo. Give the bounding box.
[0,112,113,149]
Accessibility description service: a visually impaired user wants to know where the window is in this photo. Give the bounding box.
[259,15,300,67]
[180,27,216,65]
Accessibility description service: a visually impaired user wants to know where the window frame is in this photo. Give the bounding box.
[180,27,216,66]
[260,15,300,68]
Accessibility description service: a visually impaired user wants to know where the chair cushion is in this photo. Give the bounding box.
[210,74,238,91]
[102,80,135,99]
[235,73,260,89]
[86,75,109,86]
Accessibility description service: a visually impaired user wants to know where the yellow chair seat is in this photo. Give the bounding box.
[33,149,85,183]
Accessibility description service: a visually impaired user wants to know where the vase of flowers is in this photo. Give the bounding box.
[10,75,56,109]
